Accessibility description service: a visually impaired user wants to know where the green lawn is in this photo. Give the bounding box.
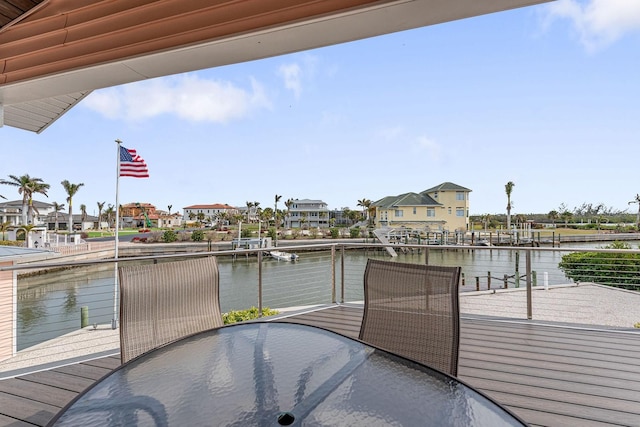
[85,229,157,238]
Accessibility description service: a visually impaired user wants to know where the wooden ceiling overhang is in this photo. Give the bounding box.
[0,0,552,133]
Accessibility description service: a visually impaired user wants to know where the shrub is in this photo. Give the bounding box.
[267,228,276,240]
[349,226,360,238]
[222,306,279,324]
[558,241,640,290]
[162,230,177,243]
[241,229,252,238]
[330,228,339,239]
[191,229,204,242]
[635,322,640,328]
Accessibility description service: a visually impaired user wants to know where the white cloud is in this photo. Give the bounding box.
[414,136,442,160]
[82,74,271,122]
[277,54,319,99]
[544,0,640,51]
[278,63,303,98]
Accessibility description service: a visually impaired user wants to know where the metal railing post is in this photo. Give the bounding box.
[258,250,263,317]
[526,249,532,320]
[331,245,336,303]
[340,245,345,303]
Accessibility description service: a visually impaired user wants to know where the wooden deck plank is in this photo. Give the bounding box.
[481,388,640,427]
[0,413,35,427]
[459,365,640,401]
[15,370,96,394]
[51,363,113,381]
[468,376,640,419]
[0,391,59,426]
[79,356,120,370]
[459,356,640,392]
[461,326,640,360]
[460,346,640,383]
[0,377,77,407]
[506,407,617,427]
[461,325,640,354]
[1,306,640,427]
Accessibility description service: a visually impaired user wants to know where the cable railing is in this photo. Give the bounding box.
[1,242,639,375]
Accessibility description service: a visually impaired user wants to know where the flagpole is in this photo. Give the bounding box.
[112,139,122,329]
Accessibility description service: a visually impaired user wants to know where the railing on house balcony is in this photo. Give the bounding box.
[1,242,639,375]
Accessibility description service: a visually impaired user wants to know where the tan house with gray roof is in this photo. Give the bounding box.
[373,182,471,232]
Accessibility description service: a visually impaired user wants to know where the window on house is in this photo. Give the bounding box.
[448,208,452,215]
[427,208,435,217]
[456,208,464,217]
[394,210,404,217]
[413,207,416,215]
[456,192,465,201]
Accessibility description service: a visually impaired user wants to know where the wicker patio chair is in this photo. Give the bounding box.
[359,259,461,376]
[118,256,223,363]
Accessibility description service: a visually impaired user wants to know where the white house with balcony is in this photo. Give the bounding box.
[183,204,238,224]
[284,199,330,229]
[0,199,55,226]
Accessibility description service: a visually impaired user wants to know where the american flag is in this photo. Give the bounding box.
[119,145,149,178]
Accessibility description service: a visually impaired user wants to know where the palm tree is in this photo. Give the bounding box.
[245,201,254,223]
[319,211,328,228]
[52,202,65,231]
[505,181,515,231]
[0,221,11,240]
[217,211,229,229]
[357,198,371,223]
[80,204,87,230]
[560,210,573,227]
[105,204,115,229]
[1,174,47,225]
[253,201,260,224]
[118,204,125,229]
[284,198,294,228]
[343,207,352,226]
[482,213,492,232]
[26,180,50,224]
[274,194,282,246]
[19,224,38,248]
[97,201,105,230]
[61,180,84,233]
[628,194,640,229]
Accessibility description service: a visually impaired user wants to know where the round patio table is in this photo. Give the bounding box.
[48,322,527,426]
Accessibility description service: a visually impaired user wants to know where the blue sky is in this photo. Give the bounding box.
[2,0,640,217]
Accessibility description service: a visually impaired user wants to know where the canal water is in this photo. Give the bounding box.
[15,241,632,350]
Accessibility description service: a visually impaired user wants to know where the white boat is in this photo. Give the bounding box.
[269,250,299,261]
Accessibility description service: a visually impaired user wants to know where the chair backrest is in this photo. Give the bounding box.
[359,259,461,376]
[118,256,223,363]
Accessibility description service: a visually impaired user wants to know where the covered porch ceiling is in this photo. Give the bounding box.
[0,0,552,133]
